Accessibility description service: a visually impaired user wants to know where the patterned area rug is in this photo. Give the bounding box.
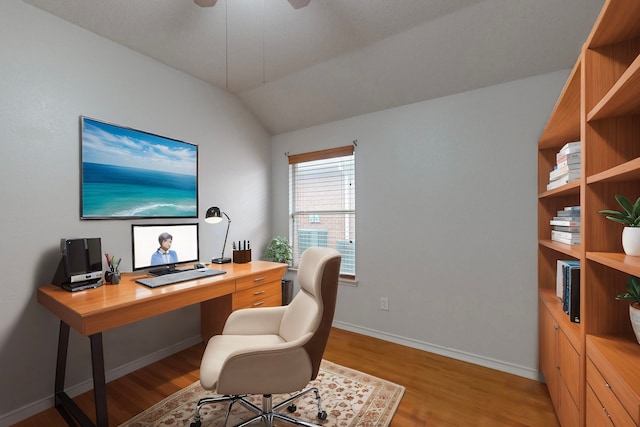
[119,360,404,427]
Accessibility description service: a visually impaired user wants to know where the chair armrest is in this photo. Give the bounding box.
[217,333,315,395]
[222,306,287,335]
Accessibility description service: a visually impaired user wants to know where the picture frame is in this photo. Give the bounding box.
[80,116,198,219]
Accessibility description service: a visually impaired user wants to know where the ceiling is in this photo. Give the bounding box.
[23,0,604,134]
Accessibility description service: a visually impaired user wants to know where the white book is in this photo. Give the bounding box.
[558,141,581,155]
[550,167,581,181]
[556,151,581,163]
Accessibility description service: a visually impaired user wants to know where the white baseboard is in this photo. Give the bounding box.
[332,321,542,381]
[0,335,202,427]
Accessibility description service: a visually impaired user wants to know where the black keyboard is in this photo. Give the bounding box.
[136,269,226,288]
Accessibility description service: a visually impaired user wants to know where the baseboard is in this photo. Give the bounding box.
[332,321,541,381]
[0,335,203,427]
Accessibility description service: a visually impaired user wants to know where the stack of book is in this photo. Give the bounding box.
[556,260,581,323]
[546,141,581,191]
[550,206,581,245]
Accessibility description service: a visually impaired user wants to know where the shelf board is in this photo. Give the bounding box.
[539,180,581,198]
[588,54,640,121]
[587,252,640,276]
[586,0,640,48]
[540,239,582,258]
[587,157,640,184]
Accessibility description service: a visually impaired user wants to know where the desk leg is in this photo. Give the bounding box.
[53,321,108,427]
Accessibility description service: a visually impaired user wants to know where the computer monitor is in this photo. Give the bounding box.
[131,223,199,275]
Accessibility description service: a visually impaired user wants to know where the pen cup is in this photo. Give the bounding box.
[104,270,120,285]
[233,250,251,264]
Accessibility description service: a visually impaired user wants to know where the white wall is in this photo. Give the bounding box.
[0,1,272,425]
[272,70,570,379]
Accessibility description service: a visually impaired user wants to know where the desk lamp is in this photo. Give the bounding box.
[205,206,231,264]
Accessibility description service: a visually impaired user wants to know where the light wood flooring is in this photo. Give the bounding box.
[11,327,559,427]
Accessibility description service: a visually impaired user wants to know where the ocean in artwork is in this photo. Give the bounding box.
[82,162,197,218]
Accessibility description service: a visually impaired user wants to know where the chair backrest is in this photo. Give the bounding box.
[279,247,341,379]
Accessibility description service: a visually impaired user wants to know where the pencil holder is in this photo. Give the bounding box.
[233,249,252,264]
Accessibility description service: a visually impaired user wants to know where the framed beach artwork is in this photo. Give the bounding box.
[80,117,198,219]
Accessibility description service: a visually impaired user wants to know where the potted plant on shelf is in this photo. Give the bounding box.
[264,236,294,305]
[616,275,640,344]
[598,194,640,256]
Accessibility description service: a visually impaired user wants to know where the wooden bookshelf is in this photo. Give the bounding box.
[538,1,640,426]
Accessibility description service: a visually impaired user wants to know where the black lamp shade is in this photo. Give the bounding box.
[205,207,222,224]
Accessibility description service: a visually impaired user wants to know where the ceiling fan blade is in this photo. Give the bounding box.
[287,0,311,9]
[194,0,217,7]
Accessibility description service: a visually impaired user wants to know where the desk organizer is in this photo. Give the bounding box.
[233,249,251,263]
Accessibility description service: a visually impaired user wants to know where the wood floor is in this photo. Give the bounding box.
[11,328,559,427]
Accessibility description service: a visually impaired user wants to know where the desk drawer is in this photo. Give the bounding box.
[587,358,636,427]
[236,270,284,291]
[233,281,281,310]
[587,384,615,427]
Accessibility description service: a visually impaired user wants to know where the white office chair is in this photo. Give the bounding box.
[191,247,341,427]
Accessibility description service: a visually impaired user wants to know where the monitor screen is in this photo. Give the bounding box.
[63,237,102,275]
[131,223,199,273]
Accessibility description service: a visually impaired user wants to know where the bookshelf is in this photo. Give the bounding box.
[537,1,640,426]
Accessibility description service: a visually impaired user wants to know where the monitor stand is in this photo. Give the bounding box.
[148,265,178,276]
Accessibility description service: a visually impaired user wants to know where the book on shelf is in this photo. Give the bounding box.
[552,215,581,222]
[558,141,581,155]
[550,165,581,181]
[551,233,581,246]
[552,225,580,232]
[555,151,581,164]
[556,210,579,217]
[546,174,580,191]
[563,206,580,212]
[556,260,580,323]
[556,158,581,169]
[551,230,581,245]
[549,168,581,182]
[550,219,581,227]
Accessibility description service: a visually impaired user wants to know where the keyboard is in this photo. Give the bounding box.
[136,268,226,288]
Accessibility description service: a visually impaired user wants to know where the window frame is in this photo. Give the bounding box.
[288,145,356,280]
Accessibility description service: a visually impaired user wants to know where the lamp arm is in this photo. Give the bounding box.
[220,214,231,259]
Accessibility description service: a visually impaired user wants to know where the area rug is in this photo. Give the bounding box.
[119,360,405,427]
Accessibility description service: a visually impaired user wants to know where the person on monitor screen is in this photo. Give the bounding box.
[150,232,179,265]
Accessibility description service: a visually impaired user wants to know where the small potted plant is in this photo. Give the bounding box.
[598,194,640,256]
[264,236,293,265]
[264,236,294,305]
[616,275,640,344]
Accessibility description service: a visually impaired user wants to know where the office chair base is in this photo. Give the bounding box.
[191,387,325,427]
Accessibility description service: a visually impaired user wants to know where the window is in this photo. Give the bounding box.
[289,146,355,277]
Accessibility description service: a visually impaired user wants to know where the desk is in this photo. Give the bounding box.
[37,261,287,427]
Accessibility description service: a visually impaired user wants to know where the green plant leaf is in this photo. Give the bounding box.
[615,194,634,216]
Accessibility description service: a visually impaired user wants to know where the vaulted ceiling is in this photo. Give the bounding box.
[23,0,604,134]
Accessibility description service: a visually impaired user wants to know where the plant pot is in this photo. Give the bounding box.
[622,227,640,256]
[629,303,640,344]
[282,279,294,305]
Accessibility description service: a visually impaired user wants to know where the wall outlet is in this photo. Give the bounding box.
[380,297,389,311]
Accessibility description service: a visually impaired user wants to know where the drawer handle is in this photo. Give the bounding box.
[254,277,266,282]
[605,382,611,389]
[253,301,265,307]
[253,290,266,296]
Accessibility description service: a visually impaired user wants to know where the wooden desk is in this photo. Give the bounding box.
[37,261,287,427]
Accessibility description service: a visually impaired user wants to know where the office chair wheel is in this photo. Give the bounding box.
[190,422,201,427]
[318,410,327,420]
[287,404,297,412]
